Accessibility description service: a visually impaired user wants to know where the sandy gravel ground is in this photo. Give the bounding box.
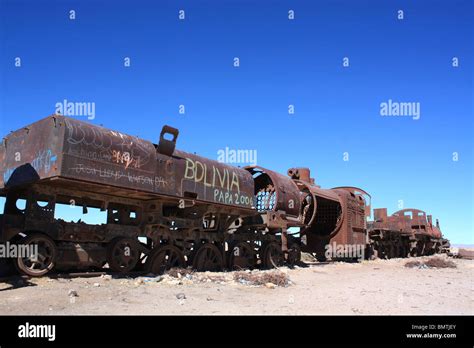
[0,254,472,315]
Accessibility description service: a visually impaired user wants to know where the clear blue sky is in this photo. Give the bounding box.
[0,0,472,244]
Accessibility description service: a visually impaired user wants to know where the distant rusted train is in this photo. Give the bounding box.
[367,208,450,259]
[0,115,449,277]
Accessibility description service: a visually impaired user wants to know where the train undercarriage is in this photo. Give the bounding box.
[0,185,302,277]
[368,230,443,259]
[0,186,449,277]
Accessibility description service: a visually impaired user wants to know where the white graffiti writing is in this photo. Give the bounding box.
[69,164,167,188]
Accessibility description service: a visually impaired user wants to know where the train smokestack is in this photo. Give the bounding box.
[287,167,315,184]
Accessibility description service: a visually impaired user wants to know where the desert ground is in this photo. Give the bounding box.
[0,254,472,315]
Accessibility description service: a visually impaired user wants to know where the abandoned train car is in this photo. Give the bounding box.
[0,115,447,277]
[367,208,449,259]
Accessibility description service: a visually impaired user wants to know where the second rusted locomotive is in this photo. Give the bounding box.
[367,208,449,259]
[0,115,448,277]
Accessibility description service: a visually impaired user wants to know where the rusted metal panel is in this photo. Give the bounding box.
[331,187,369,245]
[305,185,344,237]
[299,182,371,258]
[1,115,255,210]
[61,116,161,194]
[373,208,388,222]
[332,186,371,218]
[0,116,63,190]
[308,185,341,202]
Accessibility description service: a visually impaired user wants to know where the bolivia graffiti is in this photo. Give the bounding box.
[184,158,240,192]
[184,158,252,206]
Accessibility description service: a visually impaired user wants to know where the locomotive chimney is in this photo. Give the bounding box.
[287,167,315,184]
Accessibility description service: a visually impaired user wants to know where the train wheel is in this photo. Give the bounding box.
[145,245,185,275]
[193,243,224,272]
[287,243,301,266]
[15,233,57,277]
[106,237,140,273]
[261,242,284,269]
[228,242,256,270]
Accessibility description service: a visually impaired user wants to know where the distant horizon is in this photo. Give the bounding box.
[451,244,474,248]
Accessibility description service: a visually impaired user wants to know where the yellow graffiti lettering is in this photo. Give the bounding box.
[184,158,195,179]
[204,165,212,187]
[215,166,227,188]
[195,160,205,182]
[231,172,240,193]
[186,158,240,193]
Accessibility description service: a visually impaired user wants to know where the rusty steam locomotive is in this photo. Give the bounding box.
[0,115,449,277]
